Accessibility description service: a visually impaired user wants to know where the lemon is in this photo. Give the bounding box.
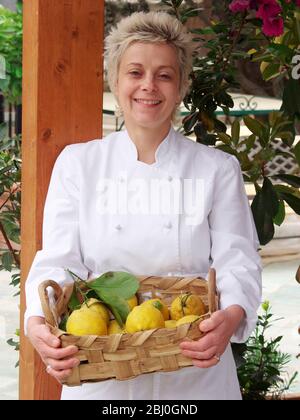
[66,308,107,336]
[108,320,126,335]
[125,304,165,333]
[164,320,177,329]
[141,298,169,320]
[176,315,200,326]
[81,298,110,325]
[170,293,206,321]
[126,295,138,311]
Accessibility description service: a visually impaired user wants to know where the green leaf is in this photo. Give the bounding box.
[231,119,240,145]
[239,134,256,153]
[271,174,300,188]
[267,43,294,60]
[293,141,300,166]
[281,78,300,119]
[274,184,297,195]
[238,152,252,171]
[191,27,215,35]
[273,200,285,226]
[268,111,279,127]
[183,112,199,133]
[251,189,275,246]
[217,132,231,145]
[215,144,237,156]
[274,149,295,160]
[99,292,130,327]
[7,338,19,351]
[296,266,300,284]
[201,134,218,146]
[68,285,81,311]
[181,8,202,20]
[243,116,264,139]
[277,131,294,144]
[1,251,13,271]
[279,192,300,214]
[59,314,69,331]
[214,118,227,133]
[89,271,139,300]
[262,178,279,218]
[262,62,281,81]
[172,0,184,8]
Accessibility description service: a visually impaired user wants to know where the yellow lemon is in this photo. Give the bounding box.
[66,308,107,336]
[125,304,165,333]
[141,298,169,320]
[81,298,110,325]
[126,295,138,311]
[170,293,206,321]
[164,320,177,329]
[176,315,200,326]
[108,320,126,335]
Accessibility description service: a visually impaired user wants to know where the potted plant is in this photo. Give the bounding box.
[234,301,298,400]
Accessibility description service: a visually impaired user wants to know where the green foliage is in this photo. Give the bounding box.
[215,112,299,245]
[89,271,139,300]
[236,301,298,400]
[0,0,22,304]
[0,123,21,288]
[7,329,20,367]
[88,271,139,326]
[0,3,22,105]
[160,0,300,246]
[66,269,139,327]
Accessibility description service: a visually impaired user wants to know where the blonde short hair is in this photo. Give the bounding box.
[105,11,194,101]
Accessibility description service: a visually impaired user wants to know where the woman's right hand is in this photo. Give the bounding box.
[27,316,80,383]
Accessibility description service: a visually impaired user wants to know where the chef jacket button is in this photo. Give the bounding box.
[115,224,122,231]
[164,221,172,229]
[167,175,173,182]
[119,176,125,183]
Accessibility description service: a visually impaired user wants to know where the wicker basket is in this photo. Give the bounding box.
[38,269,218,386]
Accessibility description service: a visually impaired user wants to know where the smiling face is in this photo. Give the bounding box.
[116,42,181,133]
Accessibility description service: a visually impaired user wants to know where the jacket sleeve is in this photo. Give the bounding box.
[208,154,262,343]
[24,145,89,334]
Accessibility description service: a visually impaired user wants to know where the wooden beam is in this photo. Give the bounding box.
[20,0,104,400]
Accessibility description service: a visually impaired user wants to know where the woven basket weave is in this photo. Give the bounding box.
[38,269,218,386]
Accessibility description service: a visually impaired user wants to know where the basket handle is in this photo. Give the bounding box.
[38,280,65,328]
[207,268,218,314]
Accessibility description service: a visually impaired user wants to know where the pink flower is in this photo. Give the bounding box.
[256,0,282,20]
[295,0,300,7]
[229,0,251,13]
[262,15,284,36]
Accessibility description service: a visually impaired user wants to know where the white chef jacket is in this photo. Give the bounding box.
[25,126,262,400]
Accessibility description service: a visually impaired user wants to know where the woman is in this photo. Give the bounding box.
[26,11,262,400]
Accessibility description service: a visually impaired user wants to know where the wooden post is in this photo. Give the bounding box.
[20,0,104,400]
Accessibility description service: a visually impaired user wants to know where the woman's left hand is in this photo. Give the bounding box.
[179,305,245,368]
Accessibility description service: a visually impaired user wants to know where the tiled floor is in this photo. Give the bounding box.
[0,257,299,399]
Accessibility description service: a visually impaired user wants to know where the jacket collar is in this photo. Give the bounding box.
[119,125,175,167]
